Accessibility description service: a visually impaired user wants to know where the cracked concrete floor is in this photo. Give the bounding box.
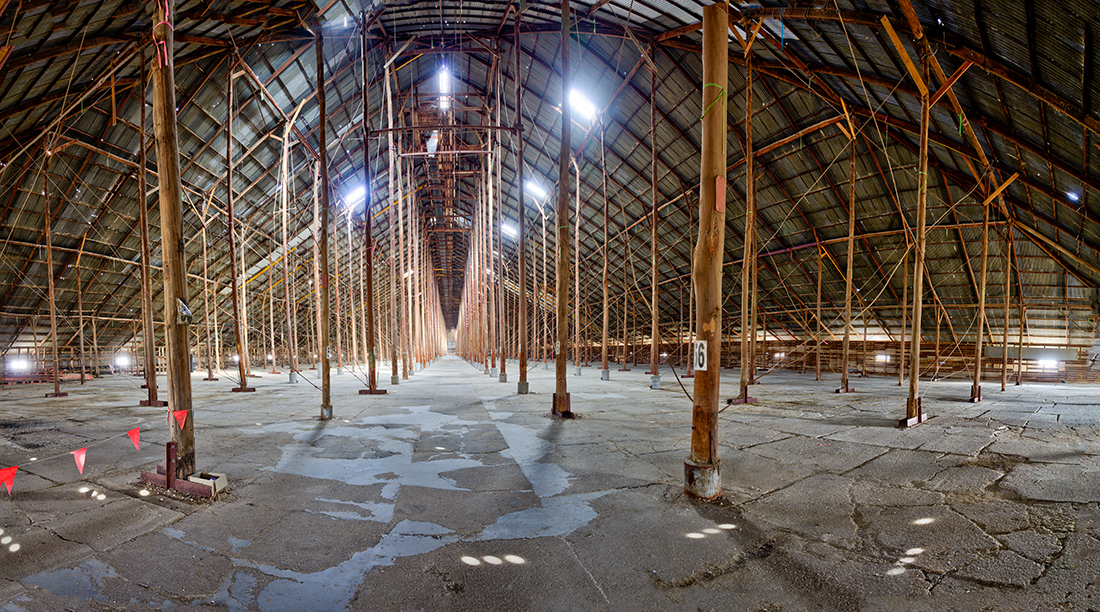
[2,355,1100,611]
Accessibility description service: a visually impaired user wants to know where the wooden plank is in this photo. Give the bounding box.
[880,16,927,96]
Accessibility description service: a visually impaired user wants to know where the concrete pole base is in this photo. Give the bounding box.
[601,369,609,381]
[517,381,529,394]
[499,373,507,383]
[684,458,721,500]
[543,362,548,370]
[574,367,581,376]
[391,375,400,385]
[490,368,498,377]
[650,375,661,390]
[288,371,298,384]
[320,405,332,420]
[337,367,343,375]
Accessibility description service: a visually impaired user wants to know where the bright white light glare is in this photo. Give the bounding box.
[1067,192,1080,202]
[899,557,916,563]
[79,486,90,493]
[1039,359,1058,369]
[435,446,446,450]
[912,518,935,526]
[886,567,906,576]
[502,223,518,238]
[345,185,366,206]
[775,352,785,359]
[483,556,503,565]
[569,89,597,120]
[140,490,150,497]
[115,355,130,367]
[11,360,27,371]
[267,354,274,361]
[504,555,525,564]
[232,355,240,363]
[718,524,737,530]
[96,494,106,501]
[906,548,924,555]
[1,537,10,544]
[685,533,705,539]
[460,556,481,566]
[439,68,451,110]
[8,544,19,552]
[876,354,890,362]
[702,528,720,534]
[525,181,547,200]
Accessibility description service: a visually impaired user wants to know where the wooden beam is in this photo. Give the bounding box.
[880,16,928,96]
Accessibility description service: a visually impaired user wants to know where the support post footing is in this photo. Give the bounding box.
[231,387,255,393]
[684,458,721,500]
[600,369,609,381]
[551,393,575,419]
[517,381,529,394]
[140,400,168,407]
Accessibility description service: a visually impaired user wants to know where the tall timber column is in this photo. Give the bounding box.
[600,118,610,381]
[317,24,333,420]
[685,1,727,499]
[360,14,385,395]
[902,50,931,428]
[151,2,195,476]
[648,51,661,390]
[385,47,400,386]
[226,70,253,394]
[734,41,756,405]
[138,59,166,406]
[970,185,990,402]
[43,154,67,399]
[552,0,574,418]
[515,5,529,394]
[837,139,856,394]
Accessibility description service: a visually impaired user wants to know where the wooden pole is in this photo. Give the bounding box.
[902,51,931,427]
[201,209,217,381]
[816,245,822,380]
[281,103,299,382]
[649,50,660,387]
[1002,229,1010,390]
[899,249,907,385]
[572,156,581,376]
[360,13,384,395]
[226,70,253,394]
[138,58,165,406]
[516,5,529,393]
[150,6,195,476]
[838,138,856,393]
[76,236,87,384]
[43,150,67,399]
[553,0,574,418]
[600,117,610,380]
[970,186,990,401]
[686,2,727,499]
[317,25,333,419]
[735,46,756,405]
[385,52,399,386]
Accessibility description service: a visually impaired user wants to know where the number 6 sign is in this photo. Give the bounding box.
[694,340,707,371]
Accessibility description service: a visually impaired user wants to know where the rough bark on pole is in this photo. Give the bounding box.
[970,187,990,402]
[281,102,300,383]
[838,138,856,394]
[734,46,756,405]
[43,151,67,399]
[685,1,727,500]
[150,7,195,476]
[76,238,86,384]
[553,0,574,418]
[138,57,166,406]
[201,209,217,381]
[317,24,333,419]
[901,51,931,428]
[516,5,529,393]
[385,50,399,386]
[226,70,253,394]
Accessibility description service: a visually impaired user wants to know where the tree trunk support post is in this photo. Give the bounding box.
[686,2,727,500]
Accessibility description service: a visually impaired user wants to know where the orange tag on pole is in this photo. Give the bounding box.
[716,176,726,213]
[173,410,188,430]
[128,427,141,450]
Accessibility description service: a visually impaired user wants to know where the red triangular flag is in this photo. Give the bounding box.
[0,466,16,495]
[71,448,87,475]
[172,410,188,430]
[128,427,140,450]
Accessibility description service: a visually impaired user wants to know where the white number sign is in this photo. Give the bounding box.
[694,340,708,371]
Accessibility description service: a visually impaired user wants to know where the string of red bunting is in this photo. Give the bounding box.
[0,409,189,495]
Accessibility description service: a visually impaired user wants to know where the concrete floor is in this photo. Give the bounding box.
[1,355,1099,611]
